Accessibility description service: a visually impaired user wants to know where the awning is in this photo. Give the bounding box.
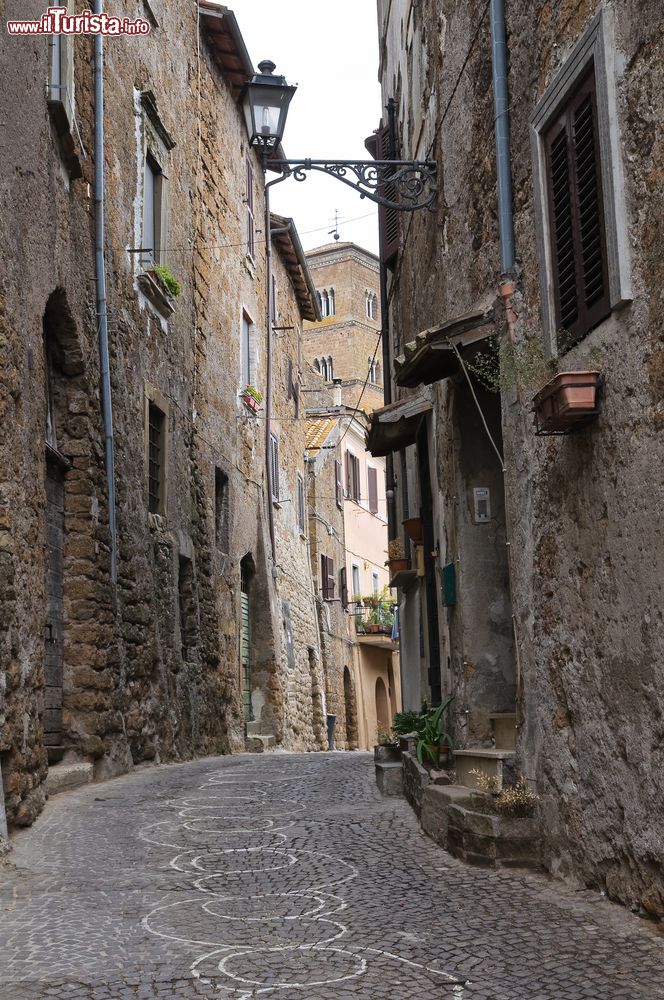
[365,394,432,457]
[394,306,495,388]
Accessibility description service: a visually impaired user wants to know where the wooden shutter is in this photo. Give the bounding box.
[321,555,335,600]
[297,473,305,533]
[246,159,255,259]
[335,460,343,508]
[340,566,348,610]
[366,124,400,267]
[368,466,378,514]
[545,70,610,344]
[345,451,351,497]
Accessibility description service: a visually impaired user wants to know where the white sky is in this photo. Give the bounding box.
[228,0,382,255]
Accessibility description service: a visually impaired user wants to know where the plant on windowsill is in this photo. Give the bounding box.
[138,263,178,317]
[386,537,409,575]
[240,384,263,413]
[149,263,182,298]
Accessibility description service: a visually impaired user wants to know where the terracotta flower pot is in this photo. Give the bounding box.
[387,557,410,574]
[402,516,423,544]
[533,371,601,434]
[241,392,260,413]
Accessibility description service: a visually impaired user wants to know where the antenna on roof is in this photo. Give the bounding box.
[328,209,340,242]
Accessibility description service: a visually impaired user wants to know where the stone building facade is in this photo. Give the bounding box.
[304,243,384,415]
[370,0,664,914]
[0,1,326,836]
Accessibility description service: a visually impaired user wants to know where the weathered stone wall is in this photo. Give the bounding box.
[0,2,329,828]
[377,0,664,913]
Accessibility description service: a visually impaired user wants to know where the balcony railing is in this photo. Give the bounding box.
[348,600,395,636]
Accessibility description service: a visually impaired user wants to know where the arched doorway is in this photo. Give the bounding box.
[343,666,358,750]
[375,676,390,736]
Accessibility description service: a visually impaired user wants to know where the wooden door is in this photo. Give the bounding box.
[240,574,252,722]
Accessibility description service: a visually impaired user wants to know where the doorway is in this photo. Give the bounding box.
[240,556,253,722]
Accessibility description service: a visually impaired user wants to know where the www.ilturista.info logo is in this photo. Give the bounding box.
[6,7,151,35]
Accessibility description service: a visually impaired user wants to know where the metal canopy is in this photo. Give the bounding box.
[365,395,433,457]
[394,306,495,388]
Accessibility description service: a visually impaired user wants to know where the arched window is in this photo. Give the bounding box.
[321,290,329,317]
[316,291,322,313]
[328,288,335,316]
[327,356,334,380]
[314,358,321,374]
[368,358,377,382]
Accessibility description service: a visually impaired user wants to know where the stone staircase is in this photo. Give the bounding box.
[245,720,276,753]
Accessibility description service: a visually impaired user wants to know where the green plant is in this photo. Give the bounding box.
[241,384,264,404]
[367,600,393,628]
[392,709,422,735]
[415,697,454,767]
[151,263,181,297]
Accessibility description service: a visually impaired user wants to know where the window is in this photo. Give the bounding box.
[345,451,360,502]
[372,571,380,596]
[335,460,344,509]
[139,92,175,273]
[321,554,335,600]
[145,383,169,516]
[340,566,348,610]
[367,466,378,514]
[543,70,609,344]
[215,468,229,551]
[297,472,306,534]
[327,356,334,381]
[351,564,361,599]
[46,1,81,178]
[246,159,256,260]
[531,9,631,352]
[368,358,378,383]
[269,433,279,502]
[142,154,163,268]
[241,311,253,387]
[366,291,378,320]
[147,401,166,515]
[317,288,336,318]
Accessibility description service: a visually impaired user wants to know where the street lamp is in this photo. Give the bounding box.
[243,61,437,565]
[241,60,297,150]
[241,61,437,211]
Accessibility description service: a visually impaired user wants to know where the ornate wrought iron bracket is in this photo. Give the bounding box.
[268,159,437,212]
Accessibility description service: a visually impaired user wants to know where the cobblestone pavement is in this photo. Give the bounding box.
[1,753,664,999]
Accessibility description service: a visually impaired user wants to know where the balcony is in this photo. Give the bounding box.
[349,601,397,648]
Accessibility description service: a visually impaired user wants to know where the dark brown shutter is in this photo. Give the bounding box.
[321,555,335,600]
[335,460,343,508]
[345,451,351,497]
[545,69,610,344]
[327,556,335,600]
[270,434,279,501]
[340,566,348,609]
[367,467,378,514]
[366,125,399,267]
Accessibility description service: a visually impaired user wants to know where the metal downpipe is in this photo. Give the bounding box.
[490,0,515,276]
[93,1,118,588]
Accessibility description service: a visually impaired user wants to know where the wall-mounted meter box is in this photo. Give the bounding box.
[473,487,491,523]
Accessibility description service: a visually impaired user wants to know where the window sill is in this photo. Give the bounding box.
[47,99,82,180]
[137,270,176,318]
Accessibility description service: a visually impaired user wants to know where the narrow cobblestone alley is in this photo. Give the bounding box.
[1,753,663,1000]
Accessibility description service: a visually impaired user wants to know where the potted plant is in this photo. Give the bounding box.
[240,384,263,413]
[402,516,423,545]
[532,371,602,434]
[375,727,401,763]
[386,537,409,575]
[149,263,182,298]
[415,697,454,768]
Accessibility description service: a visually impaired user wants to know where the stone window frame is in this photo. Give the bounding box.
[46,0,82,179]
[144,381,170,519]
[530,7,632,356]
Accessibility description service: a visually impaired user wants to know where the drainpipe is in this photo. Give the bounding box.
[490,0,515,278]
[94,0,117,588]
[382,98,397,541]
[263,169,290,565]
[489,0,524,708]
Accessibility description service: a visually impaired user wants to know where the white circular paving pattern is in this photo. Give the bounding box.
[139,765,464,997]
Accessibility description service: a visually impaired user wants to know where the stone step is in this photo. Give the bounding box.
[245,734,276,753]
[453,748,515,791]
[45,762,93,797]
[375,761,403,797]
[489,712,517,751]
